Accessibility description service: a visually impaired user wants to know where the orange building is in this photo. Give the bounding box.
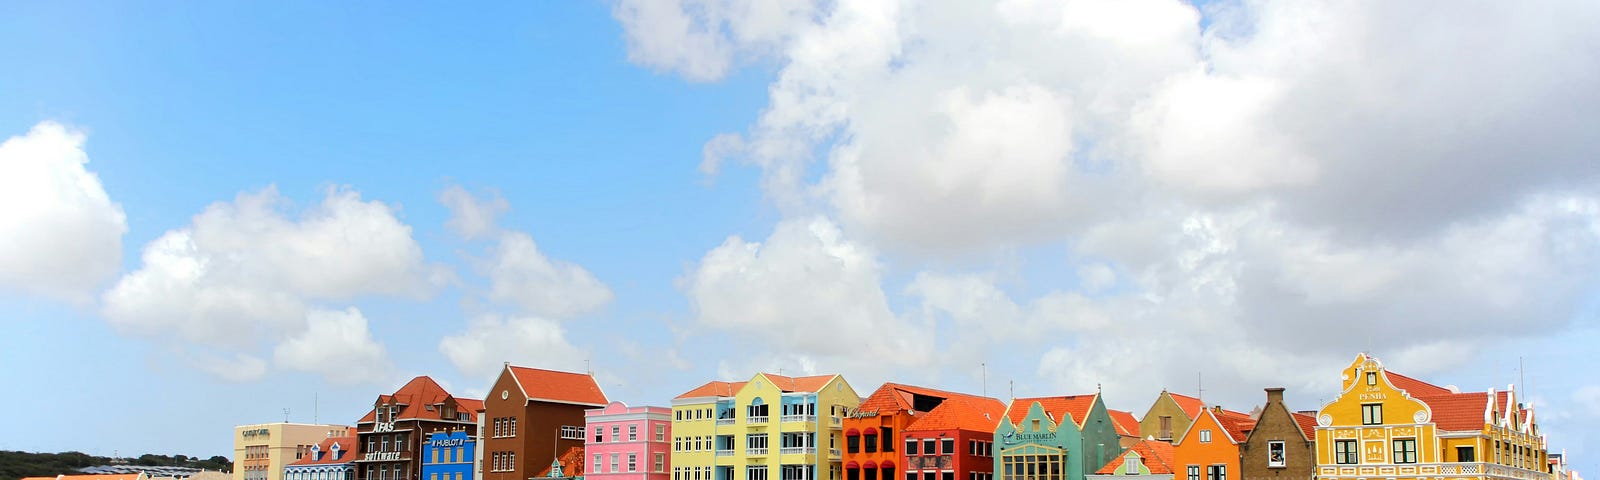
[1171,407,1254,480]
[843,383,1000,480]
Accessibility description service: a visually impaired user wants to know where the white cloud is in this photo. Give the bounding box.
[193,352,270,384]
[273,308,393,384]
[440,185,508,240]
[438,314,588,381]
[0,121,127,301]
[103,186,435,382]
[486,232,613,318]
[612,0,822,82]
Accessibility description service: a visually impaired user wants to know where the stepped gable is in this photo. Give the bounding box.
[359,375,481,422]
[1108,409,1141,437]
[1005,394,1098,427]
[509,365,609,406]
[1095,439,1176,475]
[906,396,1007,432]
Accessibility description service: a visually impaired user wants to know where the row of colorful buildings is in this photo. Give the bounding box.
[232,354,1580,480]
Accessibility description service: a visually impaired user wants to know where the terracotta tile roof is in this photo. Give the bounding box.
[763,373,838,392]
[1168,392,1205,419]
[1095,439,1177,475]
[1108,409,1141,437]
[536,445,586,478]
[906,397,1007,432]
[457,398,485,414]
[1214,409,1256,443]
[509,365,609,406]
[289,435,362,466]
[860,383,1000,416]
[59,475,145,480]
[362,376,482,423]
[676,380,748,399]
[1418,392,1491,431]
[1005,394,1098,427]
[1290,412,1317,440]
[1386,371,1452,397]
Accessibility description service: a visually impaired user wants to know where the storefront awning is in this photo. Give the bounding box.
[845,428,860,436]
[879,460,895,470]
[863,461,878,469]
[845,462,860,469]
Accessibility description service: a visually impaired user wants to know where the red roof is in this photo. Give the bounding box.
[509,365,609,406]
[1417,392,1491,431]
[1108,409,1141,437]
[1386,371,1452,397]
[1095,439,1177,475]
[536,445,586,478]
[1005,394,1098,427]
[1167,392,1206,419]
[1290,412,1317,440]
[1213,409,1256,442]
[761,373,839,392]
[860,382,1001,417]
[906,397,1007,432]
[676,380,747,399]
[359,376,482,423]
[288,435,361,466]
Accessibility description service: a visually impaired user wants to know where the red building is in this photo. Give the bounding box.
[480,364,608,480]
[843,384,1001,480]
[903,398,1006,480]
[356,376,482,480]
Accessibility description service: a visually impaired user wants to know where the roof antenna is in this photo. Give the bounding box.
[283,408,291,423]
[1009,380,1015,401]
[1197,372,1204,403]
[586,359,592,376]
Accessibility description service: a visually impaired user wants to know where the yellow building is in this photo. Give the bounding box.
[233,422,352,480]
[671,373,860,480]
[1314,354,1551,480]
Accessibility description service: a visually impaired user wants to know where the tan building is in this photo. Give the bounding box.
[234,422,353,480]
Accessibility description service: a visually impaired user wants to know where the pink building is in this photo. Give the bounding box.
[586,401,672,480]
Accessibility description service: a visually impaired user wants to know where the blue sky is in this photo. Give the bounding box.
[3,0,1599,473]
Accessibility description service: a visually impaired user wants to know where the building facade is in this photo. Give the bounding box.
[995,394,1123,480]
[480,364,609,480]
[1313,354,1551,480]
[1136,392,1204,444]
[671,373,860,480]
[1238,388,1315,480]
[843,384,1001,480]
[285,431,362,480]
[235,423,353,480]
[586,401,673,480]
[356,376,483,480]
[422,431,477,480]
[1087,439,1175,480]
[902,397,1006,480]
[1171,407,1253,480]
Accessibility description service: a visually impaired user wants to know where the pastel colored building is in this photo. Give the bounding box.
[902,397,1006,480]
[235,423,353,480]
[1313,354,1551,480]
[1137,392,1205,444]
[995,394,1123,480]
[1237,388,1316,480]
[422,431,477,480]
[284,430,361,480]
[586,401,673,480]
[671,373,861,480]
[480,364,610,480]
[843,384,1002,480]
[1171,406,1253,480]
[1105,411,1141,450]
[356,376,482,480]
[1088,439,1176,480]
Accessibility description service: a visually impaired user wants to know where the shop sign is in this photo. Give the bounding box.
[366,452,402,461]
[242,428,271,438]
[374,422,396,433]
[844,408,879,419]
[431,438,466,447]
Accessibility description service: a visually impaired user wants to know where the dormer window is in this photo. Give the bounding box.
[331,443,341,460]
[311,444,321,461]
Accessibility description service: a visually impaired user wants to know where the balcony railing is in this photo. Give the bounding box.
[717,418,735,426]
[781,415,816,423]
[747,448,768,456]
[1319,462,1550,480]
[829,449,842,458]
[716,450,733,457]
[748,416,769,425]
[780,447,816,455]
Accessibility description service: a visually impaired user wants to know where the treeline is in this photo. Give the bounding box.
[0,451,231,480]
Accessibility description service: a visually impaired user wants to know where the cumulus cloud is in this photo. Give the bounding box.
[0,121,127,301]
[438,314,588,381]
[273,308,393,384]
[440,185,508,240]
[103,186,435,383]
[612,0,821,82]
[487,232,614,318]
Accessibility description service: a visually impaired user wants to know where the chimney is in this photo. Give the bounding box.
[1266,387,1285,404]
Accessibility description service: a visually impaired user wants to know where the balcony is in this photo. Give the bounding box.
[780,447,816,455]
[747,448,768,456]
[829,417,842,429]
[828,449,841,458]
[716,450,734,457]
[1318,462,1550,480]
[748,416,769,425]
[717,418,735,426]
[781,415,816,424]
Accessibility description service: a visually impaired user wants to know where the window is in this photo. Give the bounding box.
[510,417,517,437]
[562,425,586,440]
[1000,452,1063,480]
[847,435,860,453]
[1335,440,1358,465]
[1366,372,1377,386]
[613,426,622,441]
[882,427,894,452]
[595,455,602,473]
[941,439,954,455]
[596,427,604,443]
[907,439,919,455]
[1267,441,1286,467]
[1458,446,1475,462]
[1160,416,1173,439]
[864,432,878,453]
[1361,404,1383,425]
[655,453,666,472]
[630,425,639,441]
[1206,465,1225,480]
[509,452,516,470]
[1393,439,1417,464]
[1126,456,1141,474]
[749,466,769,480]
[612,453,620,472]
[749,433,769,451]
[629,453,638,472]
[657,424,668,441]
[677,410,683,421]
[923,439,935,454]
[1199,430,1212,443]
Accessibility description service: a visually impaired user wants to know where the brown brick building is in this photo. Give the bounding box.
[480,364,608,480]
[1237,388,1316,480]
[356,376,483,480]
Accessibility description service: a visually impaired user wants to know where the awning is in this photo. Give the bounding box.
[863,461,878,469]
[863,427,879,435]
[879,460,895,470]
[845,428,860,436]
[845,462,860,469]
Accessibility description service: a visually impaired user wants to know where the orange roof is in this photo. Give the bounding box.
[1108,409,1141,437]
[1005,394,1098,427]
[1290,412,1317,440]
[859,382,1000,416]
[59,476,144,480]
[536,445,586,478]
[1095,439,1177,475]
[762,373,838,392]
[1168,392,1206,419]
[1213,409,1255,442]
[1386,371,1452,397]
[676,380,747,399]
[359,375,482,423]
[509,365,609,406]
[457,398,485,413]
[289,435,361,466]
[906,397,1007,432]
[1418,392,1491,431]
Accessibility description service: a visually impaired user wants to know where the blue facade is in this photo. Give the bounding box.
[422,431,476,480]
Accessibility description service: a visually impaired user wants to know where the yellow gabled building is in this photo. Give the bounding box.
[1314,354,1552,480]
[672,373,861,480]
